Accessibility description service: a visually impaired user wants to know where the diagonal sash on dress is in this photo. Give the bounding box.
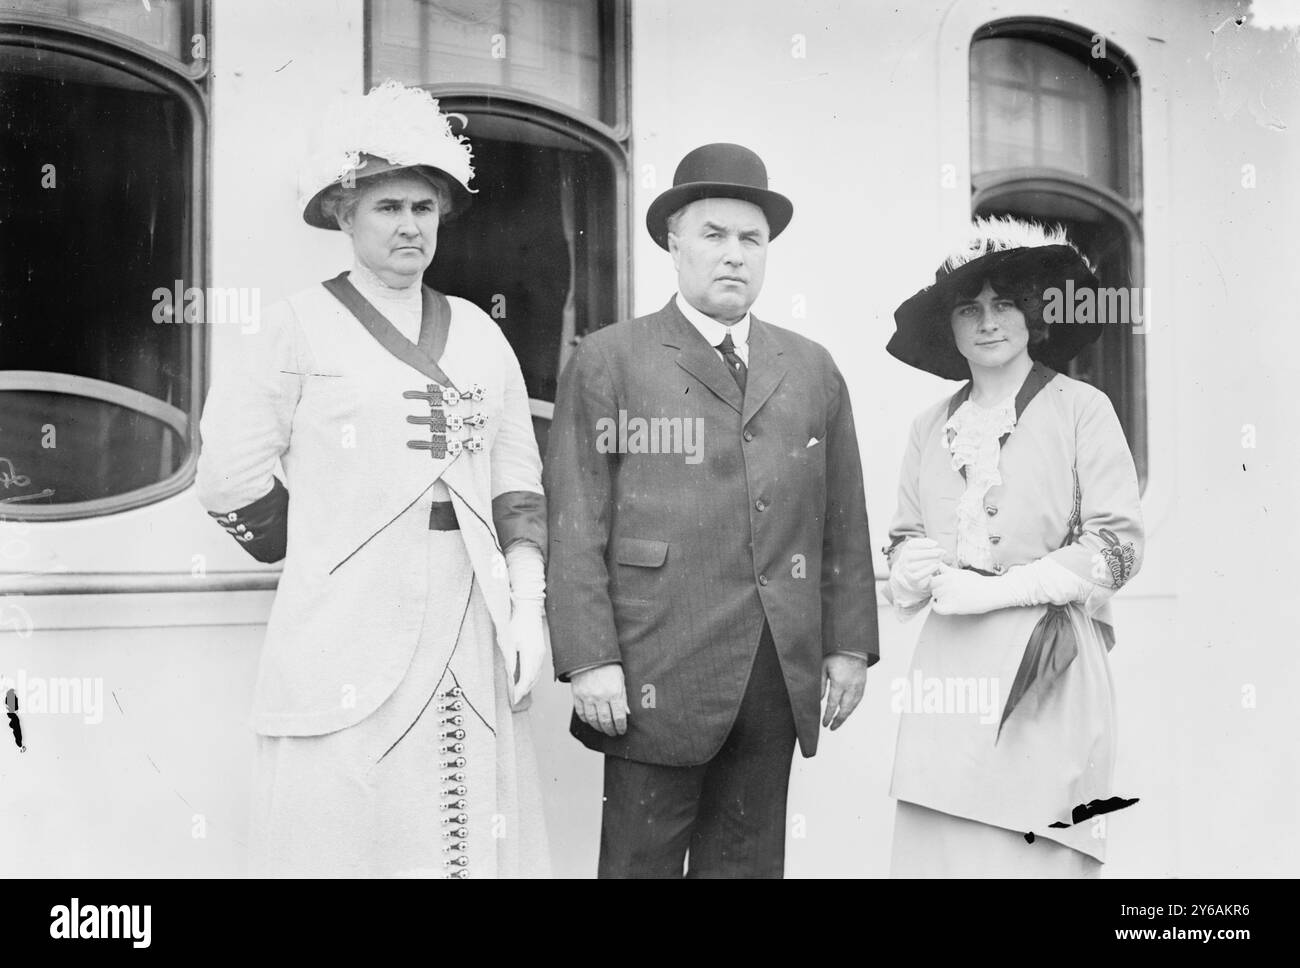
[322,272,454,388]
[320,272,471,573]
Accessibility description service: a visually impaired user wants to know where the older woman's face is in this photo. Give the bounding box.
[338,172,441,287]
[950,281,1030,371]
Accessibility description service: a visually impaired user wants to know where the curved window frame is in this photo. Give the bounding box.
[418,91,633,433]
[0,15,208,522]
[365,0,634,430]
[970,18,1147,488]
[422,90,633,305]
[363,0,630,138]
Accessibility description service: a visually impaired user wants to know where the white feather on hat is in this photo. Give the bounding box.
[941,215,1095,274]
[297,81,476,225]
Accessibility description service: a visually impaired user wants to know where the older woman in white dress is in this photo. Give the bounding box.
[196,82,550,878]
[882,217,1145,877]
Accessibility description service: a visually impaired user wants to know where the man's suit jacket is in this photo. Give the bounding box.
[545,296,880,765]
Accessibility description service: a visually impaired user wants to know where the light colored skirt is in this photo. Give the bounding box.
[249,530,550,878]
[890,603,1117,862]
[891,800,1100,878]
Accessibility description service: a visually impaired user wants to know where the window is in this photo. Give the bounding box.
[971,20,1146,486]
[367,0,631,458]
[0,0,206,67]
[0,1,208,519]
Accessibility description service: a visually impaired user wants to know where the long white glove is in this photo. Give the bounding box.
[505,542,548,706]
[887,537,948,617]
[930,558,1092,616]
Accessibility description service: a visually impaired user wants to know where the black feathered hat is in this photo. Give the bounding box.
[887,217,1104,380]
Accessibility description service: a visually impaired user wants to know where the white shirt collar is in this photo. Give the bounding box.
[674,292,751,356]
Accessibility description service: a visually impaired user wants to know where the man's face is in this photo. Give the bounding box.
[668,197,769,323]
[339,171,441,287]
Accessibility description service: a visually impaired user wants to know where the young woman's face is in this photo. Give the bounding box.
[339,172,441,287]
[949,280,1031,370]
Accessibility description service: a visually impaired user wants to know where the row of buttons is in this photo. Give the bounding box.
[218,512,255,542]
[438,685,470,879]
[986,505,1002,556]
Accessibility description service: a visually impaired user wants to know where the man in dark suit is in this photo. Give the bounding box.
[544,143,879,878]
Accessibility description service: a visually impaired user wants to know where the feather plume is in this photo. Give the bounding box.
[940,215,1094,274]
[298,81,476,213]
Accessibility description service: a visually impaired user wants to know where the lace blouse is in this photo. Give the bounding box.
[943,394,1017,573]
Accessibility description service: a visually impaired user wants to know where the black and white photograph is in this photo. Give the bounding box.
[0,0,1296,924]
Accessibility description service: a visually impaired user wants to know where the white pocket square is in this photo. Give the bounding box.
[807,436,821,448]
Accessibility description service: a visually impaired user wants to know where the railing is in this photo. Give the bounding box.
[0,571,279,596]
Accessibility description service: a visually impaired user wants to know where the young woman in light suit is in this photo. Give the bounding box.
[883,217,1145,876]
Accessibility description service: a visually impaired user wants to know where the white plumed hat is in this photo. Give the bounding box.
[298,81,476,230]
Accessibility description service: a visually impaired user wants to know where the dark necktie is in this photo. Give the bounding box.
[716,331,747,393]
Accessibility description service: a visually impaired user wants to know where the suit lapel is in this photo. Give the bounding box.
[660,298,744,415]
[741,317,788,425]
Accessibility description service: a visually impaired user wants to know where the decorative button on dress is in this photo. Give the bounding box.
[943,394,1017,574]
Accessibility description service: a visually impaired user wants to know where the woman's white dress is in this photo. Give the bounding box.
[237,265,550,877]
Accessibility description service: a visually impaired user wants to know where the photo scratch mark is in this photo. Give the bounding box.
[5,686,25,751]
[1048,796,1141,828]
[1024,796,1140,842]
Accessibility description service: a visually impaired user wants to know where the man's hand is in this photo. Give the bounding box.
[570,663,630,737]
[821,653,868,730]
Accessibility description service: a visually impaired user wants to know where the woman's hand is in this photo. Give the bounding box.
[930,564,1004,615]
[502,543,547,706]
[890,537,947,599]
[508,600,547,706]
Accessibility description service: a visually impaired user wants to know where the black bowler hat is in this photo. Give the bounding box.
[646,143,793,250]
[887,217,1104,380]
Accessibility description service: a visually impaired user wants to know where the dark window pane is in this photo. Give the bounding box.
[0,390,185,507]
[424,113,617,405]
[0,44,194,509]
